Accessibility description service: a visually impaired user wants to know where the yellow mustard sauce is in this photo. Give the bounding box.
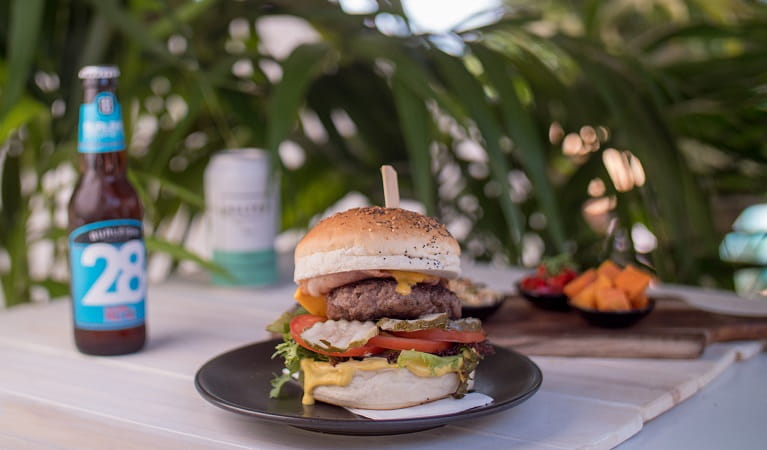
[300,358,395,405]
[300,356,463,405]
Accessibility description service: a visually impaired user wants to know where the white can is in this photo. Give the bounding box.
[204,149,279,286]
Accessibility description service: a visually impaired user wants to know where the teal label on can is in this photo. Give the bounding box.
[69,219,146,330]
[212,249,277,286]
[78,92,125,153]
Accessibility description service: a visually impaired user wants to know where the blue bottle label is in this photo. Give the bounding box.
[69,219,146,330]
[78,92,125,153]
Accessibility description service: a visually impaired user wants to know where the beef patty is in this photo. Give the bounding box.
[326,278,461,321]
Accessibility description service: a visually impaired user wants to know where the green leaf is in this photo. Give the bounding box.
[269,372,294,399]
[267,43,332,153]
[554,36,708,280]
[0,196,29,307]
[391,74,436,215]
[349,35,466,121]
[306,65,404,166]
[35,279,70,300]
[131,170,205,210]
[83,0,175,63]
[0,0,45,119]
[455,12,540,36]
[150,0,220,39]
[144,235,229,278]
[147,84,205,174]
[1,152,22,232]
[281,165,347,229]
[0,97,46,144]
[432,49,525,260]
[126,170,155,221]
[470,44,565,251]
[266,306,309,335]
[76,12,114,71]
[270,333,329,399]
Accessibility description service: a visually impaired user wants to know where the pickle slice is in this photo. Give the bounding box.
[377,312,449,332]
[448,317,483,331]
[300,319,378,353]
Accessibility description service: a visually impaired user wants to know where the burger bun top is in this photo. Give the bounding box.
[294,207,461,282]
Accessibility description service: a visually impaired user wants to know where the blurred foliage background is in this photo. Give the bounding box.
[1,0,767,307]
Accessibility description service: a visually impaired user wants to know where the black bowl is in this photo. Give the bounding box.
[570,298,655,328]
[461,295,508,320]
[516,282,571,312]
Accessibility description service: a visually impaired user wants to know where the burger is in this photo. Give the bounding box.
[267,206,493,410]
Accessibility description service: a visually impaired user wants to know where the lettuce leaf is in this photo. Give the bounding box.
[397,350,463,376]
[396,347,484,398]
[268,306,327,398]
[269,370,293,398]
[266,305,308,334]
[455,347,483,398]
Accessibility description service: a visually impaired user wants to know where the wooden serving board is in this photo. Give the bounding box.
[483,296,767,359]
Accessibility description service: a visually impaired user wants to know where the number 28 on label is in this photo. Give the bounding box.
[79,240,146,306]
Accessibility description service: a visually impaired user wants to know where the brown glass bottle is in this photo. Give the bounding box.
[68,66,146,355]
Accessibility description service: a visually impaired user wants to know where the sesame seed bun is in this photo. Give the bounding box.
[294,207,461,282]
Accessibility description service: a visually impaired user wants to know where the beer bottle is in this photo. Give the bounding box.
[68,66,146,355]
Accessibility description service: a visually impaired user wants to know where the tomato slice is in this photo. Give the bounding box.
[392,328,486,343]
[289,314,383,357]
[368,334,452,353]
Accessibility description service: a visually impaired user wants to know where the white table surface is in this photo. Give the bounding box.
[619,352,767,449]
[0,262,764,449]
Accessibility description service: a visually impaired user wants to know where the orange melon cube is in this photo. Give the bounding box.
[593,274,613,291]
[597,260,622,280]
[563,269,597,298]
[595,287,631,311]
[631,293,650,309]
[571,282,597,310]
[614,265,652,300]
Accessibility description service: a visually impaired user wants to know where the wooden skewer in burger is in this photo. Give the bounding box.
[269,166,493,410]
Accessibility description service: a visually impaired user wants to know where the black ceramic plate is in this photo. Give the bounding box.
[195,339,542,435]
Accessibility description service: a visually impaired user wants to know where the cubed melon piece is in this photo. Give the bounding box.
[614,265,652,300]
[563,269,597,298]
[593,273,613,291]
[597,260,622,280]
[595,287,631,311]
[570,282,597,310]
[631,293,650,310]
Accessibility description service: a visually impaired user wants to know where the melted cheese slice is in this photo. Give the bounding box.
[300,357,462,405]
[293,288,327,317]
[387,270,439,295]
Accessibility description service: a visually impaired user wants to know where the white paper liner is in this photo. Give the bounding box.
[346,392,493,420]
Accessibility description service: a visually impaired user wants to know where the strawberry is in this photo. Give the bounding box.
[522,256,580,295]
[520,276,546,291]
[546,274,569,291]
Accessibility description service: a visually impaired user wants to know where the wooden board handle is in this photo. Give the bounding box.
[381,165,400,208]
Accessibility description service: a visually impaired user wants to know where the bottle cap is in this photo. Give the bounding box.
[78,65,120,80]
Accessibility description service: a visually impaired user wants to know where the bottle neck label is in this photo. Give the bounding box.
[69,219,146,330]
[78,92,125,153]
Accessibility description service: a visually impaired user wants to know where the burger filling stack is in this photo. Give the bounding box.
[268,206,494,410]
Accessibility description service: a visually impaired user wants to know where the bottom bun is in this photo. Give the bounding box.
[312,367,473,410]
